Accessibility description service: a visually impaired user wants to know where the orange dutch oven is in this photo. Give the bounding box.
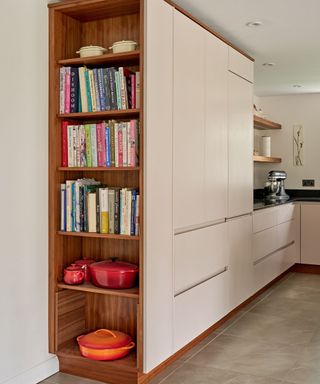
[77,329,135,361]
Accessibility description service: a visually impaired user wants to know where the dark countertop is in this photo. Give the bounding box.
[253,189,320,211]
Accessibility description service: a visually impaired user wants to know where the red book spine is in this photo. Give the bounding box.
[118,126,123,167]
[61,121,68,166]
[131,74,136,109]
[64,67,71,114]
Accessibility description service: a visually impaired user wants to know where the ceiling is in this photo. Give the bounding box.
[174,0,320,96]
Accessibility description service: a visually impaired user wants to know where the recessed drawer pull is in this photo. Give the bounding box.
[253,241,295,265]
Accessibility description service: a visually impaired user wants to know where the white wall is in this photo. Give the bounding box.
[254,94,320,190]
[0,1,58,383]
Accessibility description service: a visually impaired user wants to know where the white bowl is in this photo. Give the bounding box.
[109,40,137,54]
[76,45,107,58]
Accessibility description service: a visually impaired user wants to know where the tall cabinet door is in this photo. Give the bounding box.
[228,72,253,218]
[173,10,205,230]
[204,31,228,222]
[144,0,174,373]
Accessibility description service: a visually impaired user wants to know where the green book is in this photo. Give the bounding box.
[84,124,92,167]
[84,68,93,112]
[115,70,122,110]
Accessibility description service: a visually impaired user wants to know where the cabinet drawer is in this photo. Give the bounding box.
[277,220,295,249]
[253,207,277,233]
[174,269,229,352]
[253,226,277,263]
[174,223,227,295]
[277,204,295,225]
[228,47,253,83]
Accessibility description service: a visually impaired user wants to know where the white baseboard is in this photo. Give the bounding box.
[2,355,59,384]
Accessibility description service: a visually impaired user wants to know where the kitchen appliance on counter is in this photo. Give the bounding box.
[264,170,290,201]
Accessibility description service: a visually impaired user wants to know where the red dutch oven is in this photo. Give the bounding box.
[89,259,138,289]
[63,264,85,285]
[77,329,135,361]
[74,259,95,282]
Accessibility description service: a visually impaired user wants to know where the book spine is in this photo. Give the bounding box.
[79,185,84,232]
[96,188,100,233]
[85,68,93,112]
[130,190,136,236]
[135,194,140,236]
[67,125,74,167]
[87,192,97,233]
[118,124,123,167]
[97,68,106,111]
[108,189,115,234]
[114,122,119,167]
[130,120,136,167]
[60,67,65,113]
[135,72,140,109]
[135,120,139,166]
[72,126,77,168]
[66,181,73,232]
[105,125,111,167]
[88,69,97,112]
[64,67,71,114]
[122,123,128,167]
[114,188,120,234]
[83,186,88,232]
[119,67,127,109]
[76,125,81,167]
[126,189,132,236]
[78,67,88,112]
[108,68,118,110]
[110,121,115,167]
[60,184,66,231]
[90,124,98,167]
[93,68,101,112]
[75,181,81,232]
[84,124,92,167]
[71,181,76,231]
[79,125,86,167]
[61,121,68,167]
[131,74,136,109]
[103,68,112,111]
[119,188,124,234]
[100,188,109,234]
[96,123,103,167]
[126,74,132,109]
[70,67,79,113]
[115,70,122,110]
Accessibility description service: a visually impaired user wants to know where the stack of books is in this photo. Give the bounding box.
[60,66,140,113]
[61,120,139,167]
[60,179,140,236]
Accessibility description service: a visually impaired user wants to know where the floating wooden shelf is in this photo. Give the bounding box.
[57,340,138,384]
[58,50,140,67]
[253,155,282,163]
[58,109,140,120]
[57,282,139,300]
[57,231,139,241]
[254,115,281,130]
[58,167,140,172]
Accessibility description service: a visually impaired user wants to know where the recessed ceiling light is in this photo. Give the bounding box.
[246,21,263,27]
[262,62,275,67]
[293,84,302,88]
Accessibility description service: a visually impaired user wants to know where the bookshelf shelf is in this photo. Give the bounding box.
[58,109,140,120]
[253,155,282,163]
[58,50,140,67]
[58,166,140,172]
[57,282,139,300]
[57,231,140,241]
[254,115,281,130]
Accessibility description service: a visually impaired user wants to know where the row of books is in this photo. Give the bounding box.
[61,120,139,168]
[60,179,139,236]
[60,66,140,114]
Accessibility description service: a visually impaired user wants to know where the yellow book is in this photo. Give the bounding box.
[99,188,109,233]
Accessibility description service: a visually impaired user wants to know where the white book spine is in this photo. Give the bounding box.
[122,123,128,167]
[126,190,132,235]
[114,123,119,167]
[75,181,80,232]
[120,188,126,235]
[79,125,86,167]
[91,124,98,167]
[60,184,66,231]
[67,125,73,167]
[108,189,115,234]
[87,193,97,233]
[60,67,65,113]
[72,126,77,167]
[66,181,72,232]
[135,72,140,109]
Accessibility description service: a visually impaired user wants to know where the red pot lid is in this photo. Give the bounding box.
[74,259,95,266]
[89,260,138,273]
[65,264,83,272]
[77,329,132,349]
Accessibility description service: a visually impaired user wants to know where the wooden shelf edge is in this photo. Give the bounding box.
[254,115,282,130]
[58,166,140,172]
[58,50,140,66]
[57,231,139,240]
[58,109,140,119]
[253,155,282,163]
[57,282,139,299]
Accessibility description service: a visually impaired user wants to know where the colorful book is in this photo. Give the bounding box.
[84,124,92,167]
[90,124,98,167]
[65,180,73,232]
[88,69,97,112]
[109,120,115,166]
[93,68,101,112]
[135,72,140,109]
[64,67,71,113]
[106,125,111,167]
[84,68,93,112]
[114,123,119,167]
[114,188,120,234]
[100,188,109,234]
[87,192,97,232]
[122,122,128,167]
[79,125,86,167]
[78,67,88,112]
[135,194,140,236]
[108,67,118,110]
[60,184,66,231]
[96,122,106,167]
[60,67,66,113]
[108,188,115,234]
[115,70,122,110]
[118,124,123,167]
[131,190,136,236]
[103,68,112,111]
[131,73,136,109]
[61,121,68,167]
[70,67,79,113]
[67,125,74,167]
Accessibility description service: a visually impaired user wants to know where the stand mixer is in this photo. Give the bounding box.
[264,170,290,201]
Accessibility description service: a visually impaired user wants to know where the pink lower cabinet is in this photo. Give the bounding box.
[301,204,320,265]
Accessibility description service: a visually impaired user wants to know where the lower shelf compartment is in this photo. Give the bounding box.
[58,340,139,384]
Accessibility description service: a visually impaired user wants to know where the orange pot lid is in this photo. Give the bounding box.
[77,329,132,349]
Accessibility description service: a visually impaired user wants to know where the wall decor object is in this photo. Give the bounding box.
[293,124,304,166]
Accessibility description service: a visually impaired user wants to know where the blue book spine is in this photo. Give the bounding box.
[106,126,111,167]
[71,182,76,231]
[84,68,93,112]
[70,68,79,113]
[108,67,118,110]
[97,68,107,111]
[93,68,101,112]
[131,190,136,236]
[103,68,112,111]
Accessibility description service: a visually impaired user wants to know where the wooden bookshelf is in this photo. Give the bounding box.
[57,282,139,299]
[254,115,282,130]
[253,155,282,163]
[48,1,144,383]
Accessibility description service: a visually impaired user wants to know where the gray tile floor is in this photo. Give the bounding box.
[42,272,320,384]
